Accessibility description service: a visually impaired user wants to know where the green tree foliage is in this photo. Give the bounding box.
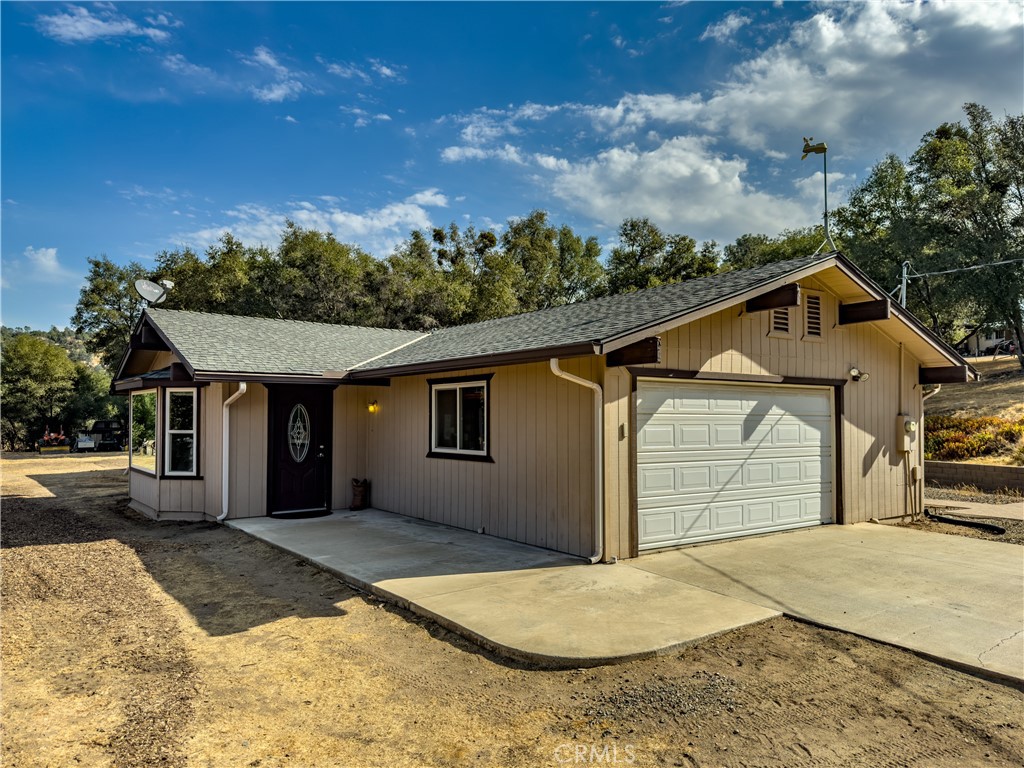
[2,335,72,449]
[722,227,827,271]
[835,103,1024,366]
[606,218,718,294]
[1,332,121,450]
[72,256,148,370]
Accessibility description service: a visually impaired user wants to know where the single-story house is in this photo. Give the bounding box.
[113,251,976,561]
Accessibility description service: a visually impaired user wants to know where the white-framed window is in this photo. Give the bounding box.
[804,292,824,340]
[768,307,792,338]
[164,388,198,476]
[130,389,158,475]
[429,377,490,459]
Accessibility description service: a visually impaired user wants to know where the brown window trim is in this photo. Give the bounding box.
[426,373,494,462]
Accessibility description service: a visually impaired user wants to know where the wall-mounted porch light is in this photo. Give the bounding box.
[849,367,870,382]
[368,400,379,414]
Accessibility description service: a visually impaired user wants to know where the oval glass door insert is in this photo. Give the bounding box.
[287,404,310,462]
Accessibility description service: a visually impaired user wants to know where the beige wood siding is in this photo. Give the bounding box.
[203,383,225,517]
[158,478,205,514]
[332,386,369,509]
[226,383,268,518]
[362,358,599,557]
[130,470,159,513]
[603,276,925,559]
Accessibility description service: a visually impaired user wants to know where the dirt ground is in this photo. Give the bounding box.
[925,357,1024,421]
[3,455,1023,768]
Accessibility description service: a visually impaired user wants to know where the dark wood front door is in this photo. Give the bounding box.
[268,385,333,515]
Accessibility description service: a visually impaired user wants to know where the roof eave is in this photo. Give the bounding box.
[349,342,601,379]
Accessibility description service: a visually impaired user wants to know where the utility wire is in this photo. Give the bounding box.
[908,257,1024,279]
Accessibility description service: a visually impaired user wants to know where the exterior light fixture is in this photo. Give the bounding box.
[849,367,870,382]
[368,400,379,414]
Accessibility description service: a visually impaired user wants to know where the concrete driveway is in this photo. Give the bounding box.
[231,512,1022,681]
[632,524,1024,682]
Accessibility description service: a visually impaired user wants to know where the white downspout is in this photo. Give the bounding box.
[218,382,248,522]
[550,358,604,564]
[922,384,942,404]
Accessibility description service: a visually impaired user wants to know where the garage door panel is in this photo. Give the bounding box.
[637,492,833,550]
[637,457,829,496]
[638,423,676,450]
[640,415,831,452]
[637,381,834,549]
[636,484,833,512]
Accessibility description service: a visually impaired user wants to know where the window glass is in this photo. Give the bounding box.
[168,391,194,431]
[431,380,489,456]
[164,388,197,475]
[169,434,194,473]
[130,390,157,473]
[460,386,485,452]
[434,388,458,449]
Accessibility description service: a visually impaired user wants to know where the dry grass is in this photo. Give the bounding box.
[925,357,1024,421]
[924,357,1024,466]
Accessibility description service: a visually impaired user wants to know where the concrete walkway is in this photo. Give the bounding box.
[634,524,1024,683]
[924,496,1024,522]
[230,512,1024,682]
[229,510,779,666]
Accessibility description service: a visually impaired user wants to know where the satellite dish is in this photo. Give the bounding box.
[134,279,172,305]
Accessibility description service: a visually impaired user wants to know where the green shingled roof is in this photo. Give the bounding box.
[350,252,835,375]
[144,309,425,376]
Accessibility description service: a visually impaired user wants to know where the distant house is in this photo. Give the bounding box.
[113,252,975,561]
[959,325,1013,356]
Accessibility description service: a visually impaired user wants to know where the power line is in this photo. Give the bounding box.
[909,259,1024,280]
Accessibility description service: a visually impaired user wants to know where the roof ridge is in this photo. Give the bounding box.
[146,307,426,336]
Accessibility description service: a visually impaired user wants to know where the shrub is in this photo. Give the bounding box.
[924,415,1024,461]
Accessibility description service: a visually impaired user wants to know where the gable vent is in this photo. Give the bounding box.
[806,294,822,337]
[772,307,790,334]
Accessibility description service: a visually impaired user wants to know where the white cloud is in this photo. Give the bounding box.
[546,137,810,244]
[243,46,290,78]
[20,246,75,281]
[369,58,405,81]
[145,13,183,29]
[319,57,372,83]
[251,79,304,103]
[181,190,449,257]
[35,5,171,44]
[406,188,448,207]
[582,93,703,138]
[696,0,1024,155]
[441,143,526,165]
[162,53,215,79]
[700,12,752,43]
[243,46,307,103]
[284,115,298,124]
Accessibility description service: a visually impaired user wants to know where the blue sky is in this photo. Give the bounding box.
[2,1,1022,330]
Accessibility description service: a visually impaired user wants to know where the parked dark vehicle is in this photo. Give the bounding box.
[983,339,1017,356]
[73,420,127,452]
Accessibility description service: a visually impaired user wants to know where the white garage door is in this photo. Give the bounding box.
[636,380,833,550]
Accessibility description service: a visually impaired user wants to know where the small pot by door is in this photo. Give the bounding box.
[268,385,333,516]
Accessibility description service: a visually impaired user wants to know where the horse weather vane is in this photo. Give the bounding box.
[801,137,837,254]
